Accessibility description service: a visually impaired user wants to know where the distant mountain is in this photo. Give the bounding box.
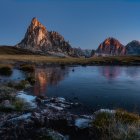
[82,49,94,57]
[17,17,90,57]
[125,40,140,55]
[95,37,125,56]
[1,17,140,57]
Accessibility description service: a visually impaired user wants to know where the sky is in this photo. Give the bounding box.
[0,0,140,49]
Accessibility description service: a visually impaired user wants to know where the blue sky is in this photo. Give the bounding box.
[0,0,140,49]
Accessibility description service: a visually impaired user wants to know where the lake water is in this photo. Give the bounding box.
[1,66,140,112]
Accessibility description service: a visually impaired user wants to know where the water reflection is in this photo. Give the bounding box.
[1,66,140,112]
[125,67,140,78]
[99,66,121,79]
[33,66,140,96]
[34,67,69,96]
[98,66,140,79]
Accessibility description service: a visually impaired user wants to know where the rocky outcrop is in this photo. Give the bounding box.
[95,37,126,56]
[125,40,140,55]
[0,89,93,140]
[17,17,87,57]
[17,17,51,51]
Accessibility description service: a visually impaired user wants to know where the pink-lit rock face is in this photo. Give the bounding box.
[16,17,78,56]
[34,67,69,96]
[96,37,125,56]
[99,66,121,79]
[17,17,52,51]
[31,17,46,30]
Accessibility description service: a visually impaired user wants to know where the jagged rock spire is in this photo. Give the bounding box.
[17,18,56,51]
[16,17,88,57]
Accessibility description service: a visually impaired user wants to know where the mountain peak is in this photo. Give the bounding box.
[96,37,125,56]
[126,40,140,55]
[127,40,140,45]
[103,37,121,44]
[17,18,77,56]
[31,17,38,23]
[30,17,46,30]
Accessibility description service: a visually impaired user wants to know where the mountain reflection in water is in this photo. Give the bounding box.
[99,66,140,79]
[1,66,140,112]
[32,66,140,97]
[34,67,69,96]
[99,66,121,79]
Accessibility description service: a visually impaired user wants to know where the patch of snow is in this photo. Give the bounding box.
[48,130,69,140]
[75,118,92,129]
[95,109,116,114]
[57,97,66,102]
[16,91,36,108]
[80,115,93,119]
[8,113,31,122]
[47,103,64,111]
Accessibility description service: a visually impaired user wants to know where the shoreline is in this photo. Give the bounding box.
[0,62,140,139]
[0,87,139,140]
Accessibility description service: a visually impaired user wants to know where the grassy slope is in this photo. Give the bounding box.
[0,46,35,55]
[0,46,140,65]
[0,54,140,65]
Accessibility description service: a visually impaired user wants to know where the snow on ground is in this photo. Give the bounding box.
[16,91,37,108]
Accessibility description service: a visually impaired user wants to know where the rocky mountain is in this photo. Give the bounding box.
[15,18,140,57]
[17,17,87,57]
[95,37,126,56]
[125,40,140,55]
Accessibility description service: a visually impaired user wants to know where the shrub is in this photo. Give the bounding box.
[38,135,53,140]
[19,64,35,73]
[93,112,114,130]
[14,80,30,90]
[0,65,12,76]
[115,109,140,124]
[0,105,14,112]
[0,86,16,102]
[92,110,140,140]
[13,99,26,111]
[13,98,31,111]
[26,76,36,85]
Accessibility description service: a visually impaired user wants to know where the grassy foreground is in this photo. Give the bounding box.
[0,54,140,65]
[92,109,140,140]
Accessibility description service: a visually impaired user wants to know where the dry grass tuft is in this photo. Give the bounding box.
[92,110,140,140]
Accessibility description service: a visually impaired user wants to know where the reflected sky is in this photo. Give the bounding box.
[1,66,140,112]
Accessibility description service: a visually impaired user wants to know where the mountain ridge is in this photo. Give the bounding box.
[95,37,126,56]
[95,37,140,56]
[17,17,92,57]
[0,17,140,57]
